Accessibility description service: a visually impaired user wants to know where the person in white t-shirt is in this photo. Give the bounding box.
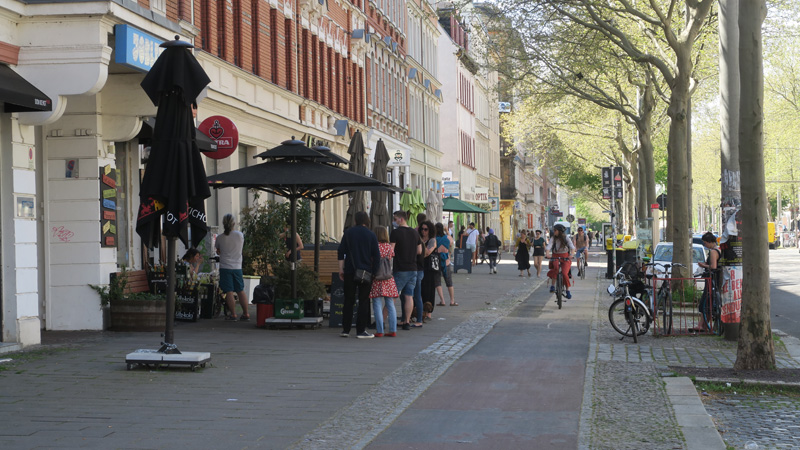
[215,214,250,321]
[465,222,480,266]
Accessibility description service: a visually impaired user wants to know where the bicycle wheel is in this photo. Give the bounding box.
[713,291,723,336]
[634,301,651,335]
[655,288,672,335]
[629,307,639,343]
[580,256,586,280]
[556,274,563,309]
[609,299,635,337]
[556,274,564,309]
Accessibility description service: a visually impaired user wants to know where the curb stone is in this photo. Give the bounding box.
[665,377,726,450]
[577,270,601,450]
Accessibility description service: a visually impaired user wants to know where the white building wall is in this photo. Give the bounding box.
[1,115,41,345]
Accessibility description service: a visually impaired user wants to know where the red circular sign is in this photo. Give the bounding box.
[198,115,239,160]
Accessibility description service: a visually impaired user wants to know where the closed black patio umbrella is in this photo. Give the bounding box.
[136,36,211,351]
[343,130,367,230]
[370,139,391,230]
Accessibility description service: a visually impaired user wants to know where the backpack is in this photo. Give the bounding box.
[375,256,393,280]
[485,234,500,251]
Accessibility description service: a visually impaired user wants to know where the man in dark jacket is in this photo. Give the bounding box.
[338,211,380,339]
[484,229,501,274]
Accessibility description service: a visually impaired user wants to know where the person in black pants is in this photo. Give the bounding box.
[338,211,381,339]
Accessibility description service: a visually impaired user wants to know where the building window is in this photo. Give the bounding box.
[270,9,278,84]
[285,18,293,91]
[151,0,166,15]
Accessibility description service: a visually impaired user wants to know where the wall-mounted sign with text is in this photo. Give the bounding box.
[114,24,165,73]
[443,180,460,197]
[474,187,489,204]
[198,116,239,160]
[387,148,410,167]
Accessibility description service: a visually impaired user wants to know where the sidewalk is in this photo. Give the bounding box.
[0,257,540,450]
[2,249,798,449]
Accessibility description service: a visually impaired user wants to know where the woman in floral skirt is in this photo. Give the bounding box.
[370,226,399,337]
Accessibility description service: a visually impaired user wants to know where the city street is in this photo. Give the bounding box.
[769,248,800,339]
[3,247,800,449]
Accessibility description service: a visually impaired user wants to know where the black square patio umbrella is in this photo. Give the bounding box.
[369,139,391,230]
[136,36,211,352]
[207,142,397,297]
[343,130,367,230]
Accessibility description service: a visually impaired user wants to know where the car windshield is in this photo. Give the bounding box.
[653,244,705,263]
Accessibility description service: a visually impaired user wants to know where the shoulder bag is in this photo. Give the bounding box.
[354,269,372,284]
[426,249,440,271]
[375,256,393,280]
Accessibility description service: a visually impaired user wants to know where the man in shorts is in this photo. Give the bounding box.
[390,211,422,330]
[573,226,589,264]
[465,222,480,266]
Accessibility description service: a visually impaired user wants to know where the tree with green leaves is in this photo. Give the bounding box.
[492,0,716,276]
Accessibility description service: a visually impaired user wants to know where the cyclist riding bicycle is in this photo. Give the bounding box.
[546,223,576,299]
[573,226,589,265]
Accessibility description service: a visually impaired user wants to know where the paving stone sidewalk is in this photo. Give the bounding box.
[583,250,800,450]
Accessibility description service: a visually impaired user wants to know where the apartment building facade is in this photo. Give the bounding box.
[0,0,367,347]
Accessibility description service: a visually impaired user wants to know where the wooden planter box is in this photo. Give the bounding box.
[110,299,167,331]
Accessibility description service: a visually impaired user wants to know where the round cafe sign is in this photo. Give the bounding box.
[198,115,239,159]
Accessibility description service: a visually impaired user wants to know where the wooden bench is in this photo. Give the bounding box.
[302,249,339,287]
[110,269,150,294]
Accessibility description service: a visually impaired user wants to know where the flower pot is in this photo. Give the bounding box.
[109,299,167,331]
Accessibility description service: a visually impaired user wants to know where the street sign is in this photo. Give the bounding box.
[613,166,623,199]
[651,203,660,210]
[657,193,667,211]
[602,168,612,199]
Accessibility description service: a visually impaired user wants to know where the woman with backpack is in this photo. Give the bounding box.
[370,226,398,337]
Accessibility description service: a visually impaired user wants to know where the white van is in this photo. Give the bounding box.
[553,220,571,236]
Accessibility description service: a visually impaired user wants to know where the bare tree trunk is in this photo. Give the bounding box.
[639,75,657,213]
[629,148,639,234]
[734,0,775,370]
[666,48,693,278]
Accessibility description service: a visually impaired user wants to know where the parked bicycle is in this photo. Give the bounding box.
[607,263,651,343]
[645,262,687,336]
[700,268,723,335]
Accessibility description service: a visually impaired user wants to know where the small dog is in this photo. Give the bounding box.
[411,302,434,322]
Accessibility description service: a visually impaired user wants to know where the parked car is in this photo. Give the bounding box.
[649,242,708,277]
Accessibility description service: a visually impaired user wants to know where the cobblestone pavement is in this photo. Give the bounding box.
[702,393,800,450]
[588,360,684,450]
[580,264,687,450]
[586,250,800,450]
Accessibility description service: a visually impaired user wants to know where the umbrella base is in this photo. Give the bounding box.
[125,348,211,371]
[262,316,323,329]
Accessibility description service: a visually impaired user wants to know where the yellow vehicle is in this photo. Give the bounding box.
[768,222,777,249]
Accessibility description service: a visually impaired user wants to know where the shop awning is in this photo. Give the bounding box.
[443,196,487,214]
[0,64,52,113]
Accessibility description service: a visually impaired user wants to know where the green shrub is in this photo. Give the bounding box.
[271,261,327,300]
[239,196,311,276]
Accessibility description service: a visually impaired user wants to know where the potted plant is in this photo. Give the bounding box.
[90,267,166,331]
[271,261,327,319]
